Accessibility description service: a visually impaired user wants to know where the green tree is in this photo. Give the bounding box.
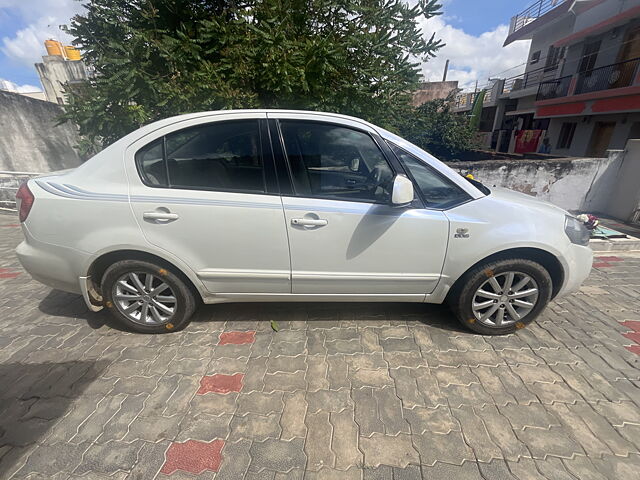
[399,92,475,159]
[63,0,444,148]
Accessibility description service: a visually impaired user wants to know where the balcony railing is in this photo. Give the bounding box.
[453,89,495,110]
[509,0,570,36]
[502,68,544,93]
[536,75,572,101]
[535,57,640,101]
[575,57,640,95]
[502,65,557,95]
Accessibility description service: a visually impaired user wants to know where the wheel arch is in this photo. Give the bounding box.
[86,249,204,302]
[446,247,565,302]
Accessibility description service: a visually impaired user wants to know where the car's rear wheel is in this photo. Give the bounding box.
[449,258,552,335]
[101,260,196,333]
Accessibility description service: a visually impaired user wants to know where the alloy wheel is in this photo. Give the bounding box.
[471,271,539,327]
[112,272,177,325]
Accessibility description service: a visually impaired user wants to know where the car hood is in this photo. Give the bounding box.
[487,187,569,217]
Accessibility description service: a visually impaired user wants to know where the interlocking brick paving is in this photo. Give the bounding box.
[1,213,640,479]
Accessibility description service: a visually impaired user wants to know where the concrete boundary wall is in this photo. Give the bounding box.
[0,90,82,172]
[446,150,630,216]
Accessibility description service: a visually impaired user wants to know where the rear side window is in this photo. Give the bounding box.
[390,144,471,209]
[136,139,167,187]
[135,120,265,193]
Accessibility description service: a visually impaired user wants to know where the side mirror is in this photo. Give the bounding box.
[391,175,414,206]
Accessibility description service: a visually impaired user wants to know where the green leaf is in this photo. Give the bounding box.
[270,320,280,332]
[62,0,446,150]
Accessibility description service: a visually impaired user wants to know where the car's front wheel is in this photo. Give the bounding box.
[101,260,197,333]
[449,258,552,335]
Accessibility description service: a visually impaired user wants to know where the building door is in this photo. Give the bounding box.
[617,26,640,62]
[587,122,616,157]
[578,39,601,73]
[627,122,640,142]
[612,27,640,89]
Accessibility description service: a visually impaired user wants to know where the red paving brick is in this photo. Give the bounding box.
[0,272,20,279]
[595,256,624,262]
[197,373,244,394]
[625,344,640,355]
[621,321,640,333]
[623,331,640,344]
[0,268,20,279]
[160,439,224,475]
[219,330,256,345]
[592,262,612,268]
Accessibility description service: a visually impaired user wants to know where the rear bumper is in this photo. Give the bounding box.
[16,225,89,294]
[557,244,593,297]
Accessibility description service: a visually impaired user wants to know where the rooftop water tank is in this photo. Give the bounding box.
[64,46,81,61]
[44,39,64,56]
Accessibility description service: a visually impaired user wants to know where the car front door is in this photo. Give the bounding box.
[268,114,451,297]
[126,113,291,294]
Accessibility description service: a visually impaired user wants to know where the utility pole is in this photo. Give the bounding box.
[442,59,449,82]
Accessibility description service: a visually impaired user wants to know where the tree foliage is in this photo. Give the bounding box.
[63,0,444,148]
[399,93,475,159]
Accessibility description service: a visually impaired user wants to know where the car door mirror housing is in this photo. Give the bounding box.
[391,175,414,206]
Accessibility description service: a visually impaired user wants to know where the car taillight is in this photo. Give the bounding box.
[16,183,34,223]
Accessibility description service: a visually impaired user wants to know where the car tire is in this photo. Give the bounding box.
[449,258,552,335]
[101,260,197,334]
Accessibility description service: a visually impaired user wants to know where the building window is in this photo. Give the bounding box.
[545,45,565,72]
[556,122,577,149]
[530,51,541,65]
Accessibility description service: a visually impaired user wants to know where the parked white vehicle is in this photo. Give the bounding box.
[16,110,593,334]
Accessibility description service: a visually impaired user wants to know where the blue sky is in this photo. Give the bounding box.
[0,0,534,92]
[442,0,533,36]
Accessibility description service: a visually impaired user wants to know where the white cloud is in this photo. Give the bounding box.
[1,0,83,67]
[418,15,531,91]
[0,78,41,93]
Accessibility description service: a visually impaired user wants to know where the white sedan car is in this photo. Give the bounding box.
[16,110,593,335]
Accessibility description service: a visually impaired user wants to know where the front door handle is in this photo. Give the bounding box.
[291,218,328,227]
[143,211,179,221]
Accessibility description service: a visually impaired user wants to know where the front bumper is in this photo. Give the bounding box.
[556,243,593,297]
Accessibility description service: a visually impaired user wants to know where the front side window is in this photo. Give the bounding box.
[280,121,395,204]
[390,144,471,209]
[135,120,265,193]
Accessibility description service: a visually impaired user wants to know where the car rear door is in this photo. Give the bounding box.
[125,113,291,294]
[267,113,450,297]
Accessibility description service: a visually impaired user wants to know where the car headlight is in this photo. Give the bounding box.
[564,215,590,246]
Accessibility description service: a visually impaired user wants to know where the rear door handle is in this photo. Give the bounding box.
[143,211,179,221]
[291,218,328,227]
